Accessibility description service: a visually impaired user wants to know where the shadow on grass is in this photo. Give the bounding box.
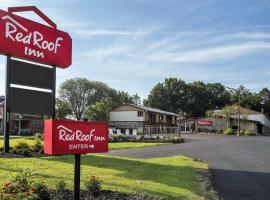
[39,155,207,199]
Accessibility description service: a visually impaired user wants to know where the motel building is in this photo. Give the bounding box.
[109,103,181,136]
[179,106,270,135]
[0,96,43,135]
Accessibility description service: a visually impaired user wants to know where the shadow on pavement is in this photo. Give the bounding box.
[211,168,270,200]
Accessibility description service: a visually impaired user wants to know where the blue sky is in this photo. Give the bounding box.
[1,0,270,98]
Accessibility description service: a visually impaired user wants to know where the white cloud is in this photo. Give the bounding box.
[75,30,149,37]
[144,42,270,63]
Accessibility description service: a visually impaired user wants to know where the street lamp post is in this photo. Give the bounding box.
[227,87,241,136]
[237,91,240,136]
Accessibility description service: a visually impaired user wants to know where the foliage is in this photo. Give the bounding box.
[244,129,255,136]
[109,142,164,150]
[11,142,32,156]
[55,98,72,119]
[214,104,238,128]
[0,168,51,200]
[3,167,36,194]
[58,78,139,120]
[55,180,67,192]
[109,135,184,143]
[86,97,113,122]
[31,182,51,200]
[145,79,270,118]
[145,78,230,117]
[223,128,234,135]
[34,133,43,140]
[84,176,102,192]
[31,139,44,154]
[58,78,97,120]
[144,78,188,114]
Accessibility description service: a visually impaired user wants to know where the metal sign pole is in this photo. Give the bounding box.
[4,56,11,153]
[52,66,56,119]
[74,154,81,200]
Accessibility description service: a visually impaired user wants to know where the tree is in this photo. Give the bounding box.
[58,78,96,120]
[208,104,238,128]
[206,83,230,110]
[228,85,261,112]
[55,98,72,119]
[86,97,113,122]
[144,78,187,114]
[131,94,141,105]
[258,88,270,115]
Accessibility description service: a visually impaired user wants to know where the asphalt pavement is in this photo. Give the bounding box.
[109,134,270,200]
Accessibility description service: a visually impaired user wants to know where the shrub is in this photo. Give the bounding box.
[0,168,51,200]
[31,182,50,200]
[85,176,102,192]
[11,142,32,156]
[223,128,233,135]
[244,129,255,136]
[11,167,36,193]
[55,180,67,192]
[1,167,36,196]
[35,133,44,140]
[109,134,183,143]
[31,139,44,154]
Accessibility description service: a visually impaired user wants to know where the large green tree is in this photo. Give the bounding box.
[86,97,113,122]
[58,78,139,120]
[58,78,96,120]
[55,98,72,119]
[144,78,187,114]
[145,78,230,117]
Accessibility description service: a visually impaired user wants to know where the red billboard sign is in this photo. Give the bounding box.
[197,119,213,126]
[44,120,108,155]
[0,9,72,68]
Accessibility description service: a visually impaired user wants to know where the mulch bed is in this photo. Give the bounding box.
[51,190,164,200]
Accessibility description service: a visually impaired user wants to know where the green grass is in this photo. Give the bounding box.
[0,136,164,150]
[0,136,37,147]
[0,155,216,200]
[109,142,164,150]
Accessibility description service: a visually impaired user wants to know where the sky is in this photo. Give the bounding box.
[1,0,270,99]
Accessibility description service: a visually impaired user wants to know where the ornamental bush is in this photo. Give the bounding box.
[109,135,184,143]
[244,129,255,136]
[223,128,233,135]
[11,142,32,156]
[31,139,44,154]
[1,167,50,200]
[85,176,102,193]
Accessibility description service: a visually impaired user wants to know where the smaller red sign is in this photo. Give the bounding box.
[197,119,213,126]
[44,119,108,155]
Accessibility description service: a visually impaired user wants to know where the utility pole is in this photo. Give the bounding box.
[237,90,240,136]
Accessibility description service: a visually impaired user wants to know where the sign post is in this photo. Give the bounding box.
[74,154,81,200]
[4,56,11,153]
[44,119,109,200]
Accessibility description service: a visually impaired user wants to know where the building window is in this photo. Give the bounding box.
[166,116,172,124]
[137,111,143,117]
[160,115,163,121]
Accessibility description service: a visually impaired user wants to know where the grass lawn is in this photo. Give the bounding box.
[0,155,216,200]
[0,136,164,150]
[0,136,37,147]
[109,142,165,150]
